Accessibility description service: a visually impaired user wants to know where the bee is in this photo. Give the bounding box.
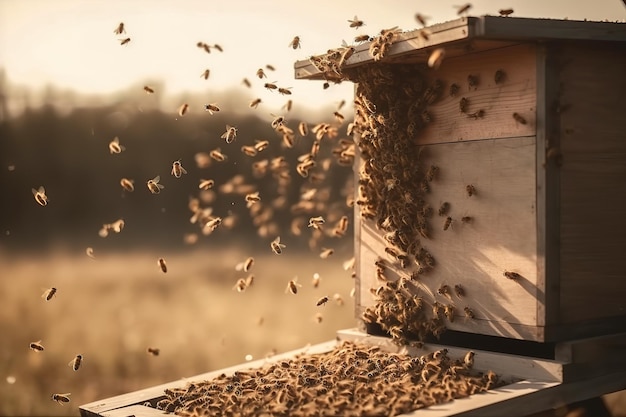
[333,216,349,237]
[426,165,439,182]
[333,111,345,123]
[289,36,301,49]
[348,15,364,28]
[314,313,323,324]
[245,191,261,205]
[285,277,301,294]
[256,68,266,79]
[464,306,475,319]
[459,97,469,113]
[120,178,134,192]
[221,125,238,143]
[68,354,83,371]
[323,82,330,90]
[213,44,223,52]
[494,69,506,84]
[316,296,330,307]
[438,202,450,216]
[242,78,252,88]
[443,216,453,230]
[466,184,476,196]
[204,103,220,114]
[113,22,125,34]
[199,179,214,190]
[271,236,286,254]
[143,86,155,94]
[254,140,269,152]
[42,287,57,301]
[119,37,131,45]
[265,64,276,71]
[311,273,321,288]
[319,248,334,259]
[455,3,472,15]
[278,87,292,95]
[243,257,254,272]
[146,176,165,194]
[249,98,262,109]
[444,305,456,322]
[438,284,451,297]
[85,247,95,259]
[283,99,293,112]
[454,284,465,297]
[513,112,527,124]
[450,83,460,97]
[51,393,71,405]
[419,28,431,41]
[428,48,446,69]
[109,136,125,154]
[203,217,222,234]
[467,74,479,89]
[461,216,473,224]
[32,186,49,206]
[233,278,248,293]
[264,82,278,91]
[468,109,485,119]
[146,347,160,356]
[30,340,44,352]
[464,351,475,368]
[158,257,167,273]
[298,121,309,137]
[499,8,514,17]
[200,69,210,80]
[178,103,189,117]
[415,13,430,26]
[271,115,285,129]
[241,145,257,157]
[308,216,325,229]
[354,34,370,43]
[171,160,187,178]
[338,46,355,67]
[504,271,523,281]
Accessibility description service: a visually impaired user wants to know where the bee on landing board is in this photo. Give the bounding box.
[147,176,165,194]
[466,184,476,197]
[499,8,514,17]
[171,160,187,178]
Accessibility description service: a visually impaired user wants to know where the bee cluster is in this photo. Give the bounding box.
[159,341,501,417]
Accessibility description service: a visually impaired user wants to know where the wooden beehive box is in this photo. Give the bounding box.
[295,16,626,343]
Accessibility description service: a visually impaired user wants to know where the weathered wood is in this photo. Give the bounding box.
[555,332,626,363]
[101,404,164,417]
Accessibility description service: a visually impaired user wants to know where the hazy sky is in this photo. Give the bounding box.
[0,0,624,109]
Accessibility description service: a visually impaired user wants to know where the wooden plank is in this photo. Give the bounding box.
[555,332,626,363]
[557,42,626,324]
[101,404,163,417]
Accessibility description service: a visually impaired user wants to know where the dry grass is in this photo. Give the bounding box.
[0,246,356,416]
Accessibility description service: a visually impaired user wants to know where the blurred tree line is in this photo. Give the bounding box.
[0,89,354,254]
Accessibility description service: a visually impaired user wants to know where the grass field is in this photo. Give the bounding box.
[0,246,357,416]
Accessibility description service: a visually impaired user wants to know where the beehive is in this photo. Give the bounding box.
[295,16,626,343]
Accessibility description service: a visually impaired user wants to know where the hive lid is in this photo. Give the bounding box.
[294,16,626,80]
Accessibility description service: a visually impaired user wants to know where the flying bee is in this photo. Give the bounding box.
[333,216,349,236]
[241,145,257,157]
[109,136,125,154]
[85,247,95,259]
[467,74,479,89]
[455,3,472,15]
[314,313,323,324]
[158,257,167,273]
[450,83,460,97]
[254,140,269,152]
[443,216,453,230]
[264,82,278,90]
[311,273,321,288]
[113,22,125,34]
[242,78,252,88]
[438,202,450,216]
[265,64,276,71]
[171,160,187,178]
[146,347,160,356]
[512,112,527,124]
[178,103,189,117]
[454,284,465,298]
[308,216,325,229]
[221,125,238,143]
[459,97,469,113]
[354,34,370,43]
[319,248,334,259]
[30,340,44,352]
[119,37,131,45]
[415,13,430,26]
[243,257,254,272]
[298,121,308,136]
[316,296,329,306]
[200,69,210,80]
[278,87,292,95]
[204,103,220,114]
[146,176,165,194]
[323,82,330,89]
[245,191,261,205]
[428,48,446,69]
[338,46,355,67]
[256,68,266,79]
[289,36,301,49]
[198,179,214,190]
[249,98,262,109]
[494,69,506,84]
[504,271,523,281]
[464,306,475,319]
[32,186,49,206]
[233,278,248,293]
[466,184,476,196]
[68,354,83,371]
[285,277,301,294]
[42,287,57,301]
[283,99,293,111]
[334,111,345,123]
[461,216,473,224]
[203,217,222,234]
[499,8,514,17]
[213,44,223,52]
[271,236,286,254]
[120,178,134,192]
[348,15,364,28]
[51,393,71,405]
[143,86,155,94]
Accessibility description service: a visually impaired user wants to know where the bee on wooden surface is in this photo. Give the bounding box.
[198,179,214,190]
[354,34,370,43]
[278,87,292,95]
[30,340,44,352]
[454,284,465,298]
[242,78,252,88]
[200,69,210,80]
[298,121,309,136]
[264,82,278,91]
[443,216,453,231]
[256,68,266,79]
[289,36,301,49]
[119,37,131,45]
[494,69,506,84]
[42,287,57,301]
[466,184,476,197]
[158,257,167,273]
[512,112,527,124]
[143,85,155,94]
[450,83,460,97]
[171,160,187,178]
[461,216,473,224]
[32,186,49,206]
[285,277,301,294]
[109,136,125,154]
[499,8,514,17]
[178,103,189,117]
[249,98,262,109]
[468,109,485,119]
[319,248,334,259]
[467,74,479,89]
[415,13,430,26]
[119,178,134,192]
[426,165,439,182]
[348,15,364,28]
[147,347,160,356]
[438,284,451,297]
[455,3,472,15]
[221,125,237,143]
[51,393,71,405]
[438,202,450,216]
[68,354,83,371]
[428,48,446,69]
[147,176,165,194]
[459,97,469,113]
[113,22,125,34]
[504,271,523,281]
[85,247,95,259]
[204,103,220,115]
[271,236,286,255]
[464,306,475,319]
[316,296,329,306]
[444,305,456,322]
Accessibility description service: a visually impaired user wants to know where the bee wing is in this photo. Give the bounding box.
[67,358,76,368]
[180,166,187,174]
[153,175,160,183]
[31,188,39,196]
[157,183,165,190]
